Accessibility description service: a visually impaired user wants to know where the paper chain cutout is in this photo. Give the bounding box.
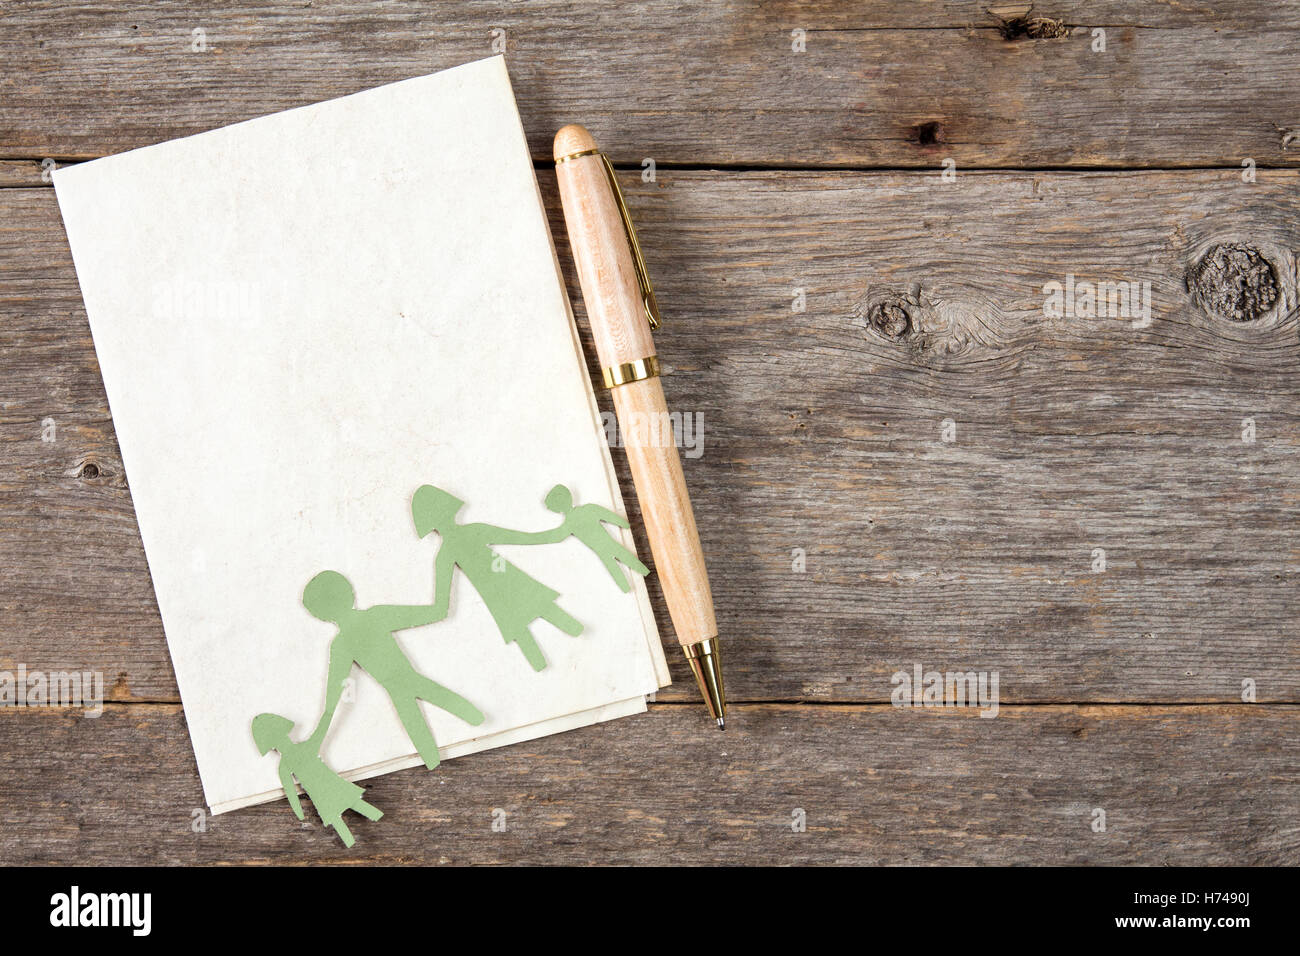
[251,483,647,848]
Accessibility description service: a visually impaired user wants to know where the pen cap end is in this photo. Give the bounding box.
[554,124,597,163]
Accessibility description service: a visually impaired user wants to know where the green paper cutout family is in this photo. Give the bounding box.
[250,483,648,847]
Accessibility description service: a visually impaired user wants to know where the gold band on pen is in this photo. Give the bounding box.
[555,147,600,164]
[601,354,660,389]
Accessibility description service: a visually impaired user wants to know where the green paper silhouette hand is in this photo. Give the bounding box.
[303,570,485,770]
[412,485,581,672]
[543,484,649,593]
[251,712,383,848]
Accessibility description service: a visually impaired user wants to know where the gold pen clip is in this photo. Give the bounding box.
[597,153,663,331]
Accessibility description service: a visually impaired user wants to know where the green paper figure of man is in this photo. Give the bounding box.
[251,712,382,848]
[303,569,485,770]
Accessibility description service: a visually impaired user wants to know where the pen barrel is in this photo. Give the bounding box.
[555,135,717,647]
[555,152,656,369]
[611,377,718,646]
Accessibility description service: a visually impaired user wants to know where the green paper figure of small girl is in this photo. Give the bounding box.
[413,484,583,672]
[543,484,649,593]
[251,712,382,849]
[303,570,485,770]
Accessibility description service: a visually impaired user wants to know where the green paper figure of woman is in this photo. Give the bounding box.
[303,569,485,770]
[543,483,650,593]
[250,712,382,849]
[412,484,583,671]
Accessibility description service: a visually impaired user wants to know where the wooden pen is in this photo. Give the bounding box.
[553,124,727,729]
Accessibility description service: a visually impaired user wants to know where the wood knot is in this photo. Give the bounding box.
[911,121,944,148]
[66,454,116,484]
[856,290,918,342]
[988,5,1070,40]
[109,672,132,701]
[1186,242,1280,322]
[854,284,1027,372]
[869,301,912,339]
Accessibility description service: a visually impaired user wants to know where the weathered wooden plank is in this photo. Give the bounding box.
[1,2,1298,167]
[0,159,55,188]
[631,167,1300,704]
[1,169,1296,704]
[0,702,1293,865]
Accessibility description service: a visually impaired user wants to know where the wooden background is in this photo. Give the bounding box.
[1,1,1297,865]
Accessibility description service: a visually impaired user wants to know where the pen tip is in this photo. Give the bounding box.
[717,717,726,731]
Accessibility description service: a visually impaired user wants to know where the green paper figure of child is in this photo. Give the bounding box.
[543,483,649,593]
[251,712,381,849]
[411,483,649,672]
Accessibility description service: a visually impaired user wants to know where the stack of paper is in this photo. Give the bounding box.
[53,55,669,814]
